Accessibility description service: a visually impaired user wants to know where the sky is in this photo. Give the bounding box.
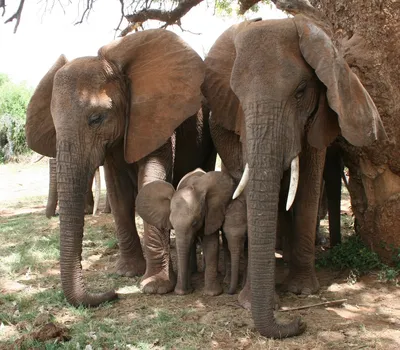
[0,0,287,87]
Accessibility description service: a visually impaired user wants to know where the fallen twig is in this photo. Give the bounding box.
[279,298,347,312]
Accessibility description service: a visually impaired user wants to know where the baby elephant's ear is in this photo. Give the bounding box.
[135,181,175,230]
[294,15,388,147]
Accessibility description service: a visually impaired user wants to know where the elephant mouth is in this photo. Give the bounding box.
[233,155,300,211]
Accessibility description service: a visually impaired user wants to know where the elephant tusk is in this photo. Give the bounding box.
[286,156,299,211]
[93,168,101,216]
[232,163,249,200]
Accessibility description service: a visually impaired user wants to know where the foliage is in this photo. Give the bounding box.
[0,74,33,162]
[214,0,270,16]
[317,234,400,283]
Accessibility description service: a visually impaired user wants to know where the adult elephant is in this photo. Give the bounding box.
[25,29,215,307]
[202,16,387,338]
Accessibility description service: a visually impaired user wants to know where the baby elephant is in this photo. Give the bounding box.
[136,168,237,296]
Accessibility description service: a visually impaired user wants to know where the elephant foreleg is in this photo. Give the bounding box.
[104,153,145,278]
[284,145,325,295]
[202,231,222,296]
[138,140,176,294]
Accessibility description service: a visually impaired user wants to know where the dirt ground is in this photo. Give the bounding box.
[1,159,400,349]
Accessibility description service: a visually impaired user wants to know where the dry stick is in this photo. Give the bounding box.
[279,299,347,312]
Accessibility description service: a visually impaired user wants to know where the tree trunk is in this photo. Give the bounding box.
[307,0,400,263]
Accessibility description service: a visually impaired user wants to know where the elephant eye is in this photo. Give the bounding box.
[192,220,198,227]
[88,113,105,126]
[295,82,307,99]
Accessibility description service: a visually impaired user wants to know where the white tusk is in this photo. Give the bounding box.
[232,163,249,200]
[93,168,101,216]
[286,156,299,211]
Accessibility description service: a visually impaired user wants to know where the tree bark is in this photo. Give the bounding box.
[309,0,400,263]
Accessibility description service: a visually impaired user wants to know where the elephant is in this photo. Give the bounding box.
[25,29,216,307]
[222,192,247,294]
[45,158,109,218]
[135,168,236,296]
[202,15,387,338]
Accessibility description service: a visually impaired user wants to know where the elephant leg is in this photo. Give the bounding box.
[104,155,146,277]
[284,145,326,295]
[324,145,342,247]
[222,232,232,285]
[84,173,94,214]
[103,191,111,213]
[190,240,198,274]
[202,232,222,296]
[139,140,176,294]
[46,158,58,218]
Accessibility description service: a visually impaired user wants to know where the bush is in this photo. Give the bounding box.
[0,74,33,162]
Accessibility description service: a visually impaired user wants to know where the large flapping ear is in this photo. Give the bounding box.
[99,29,205,164]
[294,15,387,147]
[177,168,206,190]
[307,85,341,149]
[25,55,67,157]
[135,180,175,230]
[202,20,259,136]
[194,171,235,235]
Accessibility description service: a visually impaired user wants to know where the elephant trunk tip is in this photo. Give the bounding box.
[65,289,118,307]
[255,316,307,339]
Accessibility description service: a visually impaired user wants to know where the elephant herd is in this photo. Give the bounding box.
[26,15,387,339]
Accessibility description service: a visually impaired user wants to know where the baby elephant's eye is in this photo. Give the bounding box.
[192,220,198,227]
[88,113,105,126]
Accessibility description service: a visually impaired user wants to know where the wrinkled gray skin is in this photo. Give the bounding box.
[203,16,387,338]
[222,192,247,294]
[45,158,109,218]
[136,169,235,296]
[25,29,213,307]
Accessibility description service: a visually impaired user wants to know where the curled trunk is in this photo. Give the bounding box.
[57,142,117,306]
[245,103,304,338]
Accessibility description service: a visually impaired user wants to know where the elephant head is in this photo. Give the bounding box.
[135,169,235,294]
[202,15,387,338]
[25,29,205,307]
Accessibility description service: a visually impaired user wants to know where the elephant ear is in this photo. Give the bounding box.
[25,55,67,157]
[203,20,259,136]
[294,15,387,147]
[177,168,206,190]
[99,29,205,163]
[195,171,235,235]
[135,180,174,230]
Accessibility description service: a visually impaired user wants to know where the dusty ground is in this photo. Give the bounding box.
[0,159,400,349]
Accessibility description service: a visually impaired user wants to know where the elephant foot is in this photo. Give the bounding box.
[204,280,223,296]
[140,267,176,294]
[174,285,193,295]
[115,255,146,277]
[284,269,320,295]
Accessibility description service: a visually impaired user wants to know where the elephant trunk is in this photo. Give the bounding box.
[228,244,241,294]
[46,158,58,218]
[174,235,192,295]
[57,141,117,306]
[245,102,304,338]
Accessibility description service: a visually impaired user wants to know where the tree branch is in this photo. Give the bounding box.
[4,0,25,33]
[75,0,94,25]
[0,0,5,17]
[123,0,203,34]
[279,299,347,312]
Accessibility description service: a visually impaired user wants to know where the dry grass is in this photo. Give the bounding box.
[0,161,400,349]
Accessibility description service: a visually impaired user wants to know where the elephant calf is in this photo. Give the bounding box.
[136,168,247,296]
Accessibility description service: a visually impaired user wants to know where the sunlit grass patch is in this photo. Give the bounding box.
[0,213,60,276]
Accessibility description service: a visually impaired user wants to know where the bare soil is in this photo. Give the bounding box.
[1,160,399,349]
